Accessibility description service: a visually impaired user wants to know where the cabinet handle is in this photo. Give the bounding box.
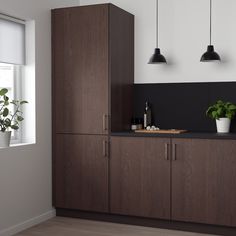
[103,114,108,131]
[103,140,106,157]
[103,140,108,157]
[165,143,169,160]
[172,143,177,161]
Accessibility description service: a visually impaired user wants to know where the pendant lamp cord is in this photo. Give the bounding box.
[210,0,212,45]
[156,0,159,48]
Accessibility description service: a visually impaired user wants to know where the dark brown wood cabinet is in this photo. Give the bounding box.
[172,138,236,227]
[52,4,134,213]
[110,136,171,219]
[54,134,109,212]
[52,3,236,231]
[52,4,134,135]
[52,5,109,135]
[110,136,236,227]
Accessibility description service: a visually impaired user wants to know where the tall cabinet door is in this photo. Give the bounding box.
[110,137,171,219]
[54,134,109,213]
[172,138,236,227]
[52,5,109,134]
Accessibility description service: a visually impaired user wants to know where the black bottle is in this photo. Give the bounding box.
[144,101,152,128]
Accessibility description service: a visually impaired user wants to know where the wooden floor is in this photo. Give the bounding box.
[16,217,217,236]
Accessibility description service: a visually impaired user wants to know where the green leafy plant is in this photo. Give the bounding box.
[206,100,236,120]
[0,88,28,132]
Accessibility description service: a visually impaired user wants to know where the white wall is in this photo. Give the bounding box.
[0,0,80,235]
[81,0,236,84]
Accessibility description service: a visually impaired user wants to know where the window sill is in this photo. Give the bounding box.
[0,142,35,149]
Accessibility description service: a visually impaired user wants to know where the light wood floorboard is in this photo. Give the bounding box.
[16,217,218,236]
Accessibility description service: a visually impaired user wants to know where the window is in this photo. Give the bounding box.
[0,63,22,142]
[0,14,25,144]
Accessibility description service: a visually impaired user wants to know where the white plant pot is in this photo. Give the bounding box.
[0,131,11,147]
[216,118,231,133]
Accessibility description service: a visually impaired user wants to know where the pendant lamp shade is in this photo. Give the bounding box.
[148,0,167,64]
[148,48,166,64]
[200,45,221,62]
[200,0,220,62]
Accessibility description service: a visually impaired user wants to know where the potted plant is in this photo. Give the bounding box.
[206,100,236,133]
[0,88,28,147]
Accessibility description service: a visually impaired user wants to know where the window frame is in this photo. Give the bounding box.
[0,14,33,146]
[11,65,22,144]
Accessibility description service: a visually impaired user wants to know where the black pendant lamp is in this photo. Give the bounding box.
[200,0,221,62]
[148,0,167,64]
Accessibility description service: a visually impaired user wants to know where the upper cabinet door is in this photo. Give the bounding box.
[172,138,236,227]
[110,136,171,220]
[52,5,109,134]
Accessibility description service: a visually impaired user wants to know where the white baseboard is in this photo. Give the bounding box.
[0,209,56,236]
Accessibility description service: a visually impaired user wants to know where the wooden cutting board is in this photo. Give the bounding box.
[135,129,188,134]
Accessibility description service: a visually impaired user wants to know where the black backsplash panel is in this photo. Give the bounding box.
[134,82,236,132]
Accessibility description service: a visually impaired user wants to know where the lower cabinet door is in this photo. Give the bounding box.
[110,136,171,219]
[54,134,109,213]
[172,138,236,227]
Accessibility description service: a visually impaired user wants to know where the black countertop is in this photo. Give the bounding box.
[111,131,236,140]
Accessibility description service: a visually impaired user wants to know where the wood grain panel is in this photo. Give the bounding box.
[52,5,109,134]
[109,5,134,132]
[52,9,66,205]
[172,138,236,227]
[110,137,171,219]
[54,134,109,213]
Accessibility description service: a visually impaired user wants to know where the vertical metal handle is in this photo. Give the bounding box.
[103,114,108,131]
[103,140,107,157]
[172,143,177,161]
[165,143,169,160]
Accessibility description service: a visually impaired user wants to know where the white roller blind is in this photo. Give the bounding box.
[0,16,25,65]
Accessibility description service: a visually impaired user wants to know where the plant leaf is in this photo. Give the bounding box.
[207,100,236,120]
[212,111,218,119]
[229,104,236,110]
[4,118,11,126]
[3,95,9,101]
[3,108,9,117]
[0,88,8,96]
[17,116,24,121]
[11,125,19,130]
[20,101,28,105]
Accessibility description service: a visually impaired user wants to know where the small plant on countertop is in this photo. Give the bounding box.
[0,88,28,132]
[206,100,236,120]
